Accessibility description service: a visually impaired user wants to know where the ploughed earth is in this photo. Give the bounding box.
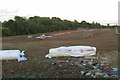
[2,29,119,78]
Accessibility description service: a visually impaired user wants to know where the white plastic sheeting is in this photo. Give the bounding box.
[45,46,97,58]
[0,50,27,62]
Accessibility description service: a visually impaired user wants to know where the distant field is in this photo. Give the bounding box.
[2,28,118,78]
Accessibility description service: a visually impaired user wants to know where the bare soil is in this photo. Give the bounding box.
[2,29,119,78]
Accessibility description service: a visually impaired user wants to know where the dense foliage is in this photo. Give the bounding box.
[2,16,105,37]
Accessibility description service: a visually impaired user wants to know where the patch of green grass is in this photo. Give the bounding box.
[62,57,68,60]
[67,69,75,73]
[39,61,52,68]
[9,74,37,78]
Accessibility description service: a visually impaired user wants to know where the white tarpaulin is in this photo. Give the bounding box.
[45,46,97,58]
[0,50,27,62]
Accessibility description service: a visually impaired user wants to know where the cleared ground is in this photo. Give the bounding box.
[2,28,118,78]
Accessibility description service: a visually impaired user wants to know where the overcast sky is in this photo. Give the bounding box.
[0,0,119,25]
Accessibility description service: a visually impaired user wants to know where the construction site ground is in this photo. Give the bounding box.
[2,28,119,78]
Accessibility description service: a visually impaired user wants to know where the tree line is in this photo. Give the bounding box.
[2,16,107,37]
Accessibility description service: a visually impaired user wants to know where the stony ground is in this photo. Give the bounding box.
[2,28,119,78]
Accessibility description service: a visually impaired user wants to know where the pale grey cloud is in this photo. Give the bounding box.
[0,9,18,16]
[0,9,18,22]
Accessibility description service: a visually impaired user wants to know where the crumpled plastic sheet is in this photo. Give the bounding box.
[45,46,97,58]
[0,50,27,62]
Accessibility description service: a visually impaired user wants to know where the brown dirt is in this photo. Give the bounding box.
[1,28,118,78]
